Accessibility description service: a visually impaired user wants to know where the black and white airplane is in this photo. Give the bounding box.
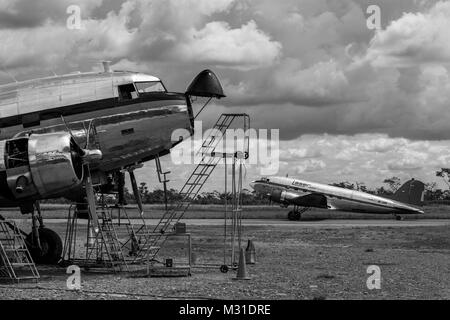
[250,176,425,221]
[0,63,224,263]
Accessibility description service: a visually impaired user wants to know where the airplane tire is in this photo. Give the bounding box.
[26,228,63,265]
[288,211,301,221]
[395,215,404,221]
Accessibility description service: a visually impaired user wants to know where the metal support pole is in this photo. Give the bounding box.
[223,156,228,267]
[129,170,144,217]
[35,201,44,229]
[31,211,42,251]
[231,157,236,266]
[156,156,171,212]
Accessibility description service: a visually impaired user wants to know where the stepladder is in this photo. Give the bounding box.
[134,113,250,264]
[0,220,40,282]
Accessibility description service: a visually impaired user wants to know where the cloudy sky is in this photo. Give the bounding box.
[2,0,450,192]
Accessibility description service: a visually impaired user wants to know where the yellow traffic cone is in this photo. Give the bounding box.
[245,239,256,264]
[233,248,251,280]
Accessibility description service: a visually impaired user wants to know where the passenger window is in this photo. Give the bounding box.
[118,84,138,100]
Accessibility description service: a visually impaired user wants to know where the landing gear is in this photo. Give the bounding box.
[288,210,302,221]
[394,215,404,221]
[26,228,63,264]
[25,202,63,264]
[287,207,311,221]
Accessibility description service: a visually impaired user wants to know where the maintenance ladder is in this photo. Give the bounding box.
[0,220,39,282]
[64,204,130,272]
[132,113,250,263]
[89,207,130,271]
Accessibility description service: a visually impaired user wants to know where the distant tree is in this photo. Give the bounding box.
[383,177,401,193]
[424,182,438,201]
[355,182,376,194]
[138,182,149,200]
[376,186,393,196]
[436,168,450,188]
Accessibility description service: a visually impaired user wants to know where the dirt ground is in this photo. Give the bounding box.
[1,220,449,300]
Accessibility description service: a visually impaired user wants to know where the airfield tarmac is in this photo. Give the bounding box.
[1,217,449,300]
[168,219,450,228]
[43,218,450,228]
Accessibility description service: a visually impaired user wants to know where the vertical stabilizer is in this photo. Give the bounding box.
[392,179,425,206]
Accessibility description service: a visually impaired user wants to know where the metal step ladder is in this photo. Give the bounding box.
[133,113,250,263]
[85,206,129,272]
[0,220,40,282]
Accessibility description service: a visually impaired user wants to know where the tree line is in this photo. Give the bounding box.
[121,169,450,205]
[42,168,450,205]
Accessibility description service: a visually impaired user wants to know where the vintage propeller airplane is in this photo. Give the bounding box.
[0,62,225,264]
[251,176,425,221]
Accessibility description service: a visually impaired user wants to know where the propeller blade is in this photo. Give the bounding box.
[61,115,82,146]
[84,166,99,234]
[62,116,102,163]
[129,170,144,217]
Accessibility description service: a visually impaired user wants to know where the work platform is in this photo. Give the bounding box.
[61,113,251,275]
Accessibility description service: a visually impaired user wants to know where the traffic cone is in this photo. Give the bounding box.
[233,248,251,280]
[245,239,256,264]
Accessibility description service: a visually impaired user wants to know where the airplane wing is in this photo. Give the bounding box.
[290,193,328,209]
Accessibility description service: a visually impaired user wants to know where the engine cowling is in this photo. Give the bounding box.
[269,189,299,205]
[0,132,84,200]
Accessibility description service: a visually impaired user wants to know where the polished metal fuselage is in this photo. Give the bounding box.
[252,176,424,215]
[0,71,193,205]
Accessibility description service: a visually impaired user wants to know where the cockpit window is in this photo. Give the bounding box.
[135,81,166,94]
[118,83,138,100]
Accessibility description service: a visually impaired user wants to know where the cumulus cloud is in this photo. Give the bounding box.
[0,2,136,73]
[294,159,326,174]
[357,137,407,153]
[2,0,450,192]
[0,0,280,79]
[364,1,450,68]
[0,0,105,29]
[173,20,281,70]
[280,147,323,161]
[279,134,450,187]
[136,133,450,192]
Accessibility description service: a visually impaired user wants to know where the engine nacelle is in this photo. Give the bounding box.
[269,189,298,205]
[0,132,84,200]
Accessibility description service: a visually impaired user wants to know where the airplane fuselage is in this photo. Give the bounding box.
[0,70,195,206]
[251,177,424,215]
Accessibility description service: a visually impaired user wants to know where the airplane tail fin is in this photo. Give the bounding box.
[392,179,425,206]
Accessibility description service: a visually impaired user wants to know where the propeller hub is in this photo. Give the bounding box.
[82,149,103,163]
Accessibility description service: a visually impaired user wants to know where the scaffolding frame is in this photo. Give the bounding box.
[60,113,250,274]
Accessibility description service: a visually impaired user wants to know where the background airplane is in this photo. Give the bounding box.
[0,63,225,263]
[250,176,425,221]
